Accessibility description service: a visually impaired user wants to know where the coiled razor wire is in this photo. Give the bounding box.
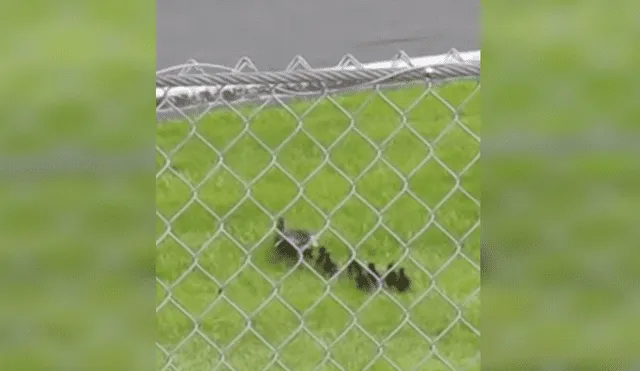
[156,61,480,110]
[157,62,479,88]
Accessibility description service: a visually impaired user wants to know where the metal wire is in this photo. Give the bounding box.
[156,52,480,113]
[156,62,479,88]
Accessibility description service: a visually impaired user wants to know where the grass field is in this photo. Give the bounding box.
[156,81,481,371]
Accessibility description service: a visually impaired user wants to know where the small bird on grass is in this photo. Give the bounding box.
[272,217,318,264]
[321,254,339,278]
[395,267,411,292]
[302,247,314,262]
[316,247,329,266]
[342,258,365,289]
[313,246,333,276]
[366,262,382,288]
[383,262,399,290]
[346,260,363,279]
[355,269,373,292]
[367,262,380,278]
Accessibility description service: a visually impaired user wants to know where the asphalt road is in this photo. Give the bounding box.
[157,0,479,71]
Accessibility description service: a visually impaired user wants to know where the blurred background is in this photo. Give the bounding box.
[484,0,640,369]
[0,0,155,370]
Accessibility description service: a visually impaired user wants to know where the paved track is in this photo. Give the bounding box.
[157,0,478,71]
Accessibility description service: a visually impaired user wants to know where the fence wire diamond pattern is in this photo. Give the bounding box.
[157,50,480,371]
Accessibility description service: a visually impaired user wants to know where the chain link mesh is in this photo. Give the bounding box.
[157,50,480,371]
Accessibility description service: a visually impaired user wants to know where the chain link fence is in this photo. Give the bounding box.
[156,49,481,371]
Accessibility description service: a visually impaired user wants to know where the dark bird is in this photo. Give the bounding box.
[273,217,318,263]
[395,267,411,292]
[316,247,329,266]
[346,260,363,278]
[302,247,314,262]
[355,270,373,292]
[384,262,399,290]
[273,217,294,260]
[367,262,380,278]
[366,262,382,288]
[321,254,338,278]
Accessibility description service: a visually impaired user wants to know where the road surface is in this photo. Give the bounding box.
[157,0,479,70]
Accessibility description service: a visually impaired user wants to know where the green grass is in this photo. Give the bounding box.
[483,1,640,368]
[0,1,154,370]
[156,82,481,371]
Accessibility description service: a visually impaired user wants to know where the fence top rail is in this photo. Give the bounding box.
[157,61,478,88]
[156,48,480,117]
